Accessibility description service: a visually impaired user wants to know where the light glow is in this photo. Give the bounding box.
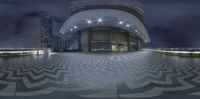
[96,17,103,23]
[86,19,92,24]
[118,21,124,25]
[73,26,78,29]
[0,50,45,55]
[126,24,131,28]
[70,28,73,32]
[153,49,200,54]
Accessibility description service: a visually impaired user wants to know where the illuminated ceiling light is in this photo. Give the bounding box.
[118,21,124,25]
[73,26,78,29]
[86,19,92,24]
[70,28,73,32]
[126,24,131,28]
[97,17,103,23]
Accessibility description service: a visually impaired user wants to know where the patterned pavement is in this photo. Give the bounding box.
[0,51,200,99]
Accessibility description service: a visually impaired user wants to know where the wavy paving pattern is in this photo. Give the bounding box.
[0,51,200,98]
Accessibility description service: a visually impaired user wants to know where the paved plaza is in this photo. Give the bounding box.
[0,51,200,99]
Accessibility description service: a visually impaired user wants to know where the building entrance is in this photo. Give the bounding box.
[112,44,128,52]
[81,27,138,52]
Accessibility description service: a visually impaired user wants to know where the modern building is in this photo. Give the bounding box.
[51,35,65,52]
[40,15,53,48]
[60,0,151,52]
[40,15,69,52]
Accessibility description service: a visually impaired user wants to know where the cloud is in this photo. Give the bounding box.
[0,0,200,48]
[143,0,200,48]
[0,0,70,48]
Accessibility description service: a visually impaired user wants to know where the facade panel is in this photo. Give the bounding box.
[81,30,89,51]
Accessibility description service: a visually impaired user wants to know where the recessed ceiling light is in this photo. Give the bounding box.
[97,18,103,23]
[86,19,92,24]
[126,24,130,28]
[73,26,78,29]
[118,21,124,25]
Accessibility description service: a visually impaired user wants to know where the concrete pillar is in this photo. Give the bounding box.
[78,31,82,51]
[127,34,131,51]
[80,30,89,52]
[110,32,112,51]
[88,30,92,52]
[136,38,141,50]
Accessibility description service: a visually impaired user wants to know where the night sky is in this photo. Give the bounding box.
[0,0,200,48]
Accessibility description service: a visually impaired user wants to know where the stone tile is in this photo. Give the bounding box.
[0,51,200,98]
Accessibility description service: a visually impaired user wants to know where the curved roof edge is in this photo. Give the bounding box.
[71,0,143,9]
[60,9,151,43]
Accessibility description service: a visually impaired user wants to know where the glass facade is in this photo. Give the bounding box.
[87,27,138,52]
[129,36,137,50]
[111,31,128,52]
[91,28,111,51]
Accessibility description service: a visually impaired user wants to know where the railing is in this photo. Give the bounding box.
[0,48,48,56]
[0,48,43,51]
[155,48,200,51]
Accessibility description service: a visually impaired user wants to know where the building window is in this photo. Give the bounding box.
[87,27,137,52]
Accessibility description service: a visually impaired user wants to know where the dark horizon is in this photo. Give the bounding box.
[0,0,200,48]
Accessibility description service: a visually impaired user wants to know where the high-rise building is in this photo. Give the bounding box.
[40,15,53,48]
[40,15,74,52]
[51,35,66,52]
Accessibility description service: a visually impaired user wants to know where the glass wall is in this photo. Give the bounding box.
[111,31,128,52]
[88,27,137,52]
[91,28,110,51]
[129,36,137,50]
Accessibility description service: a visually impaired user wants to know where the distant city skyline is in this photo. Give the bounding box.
[0,0,200,48]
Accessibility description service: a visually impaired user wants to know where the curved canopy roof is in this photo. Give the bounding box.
[71,0,143,9]
[71,0,144,15]
[60,9,150,43]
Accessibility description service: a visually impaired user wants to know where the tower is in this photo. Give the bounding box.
[40,15,53,48]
